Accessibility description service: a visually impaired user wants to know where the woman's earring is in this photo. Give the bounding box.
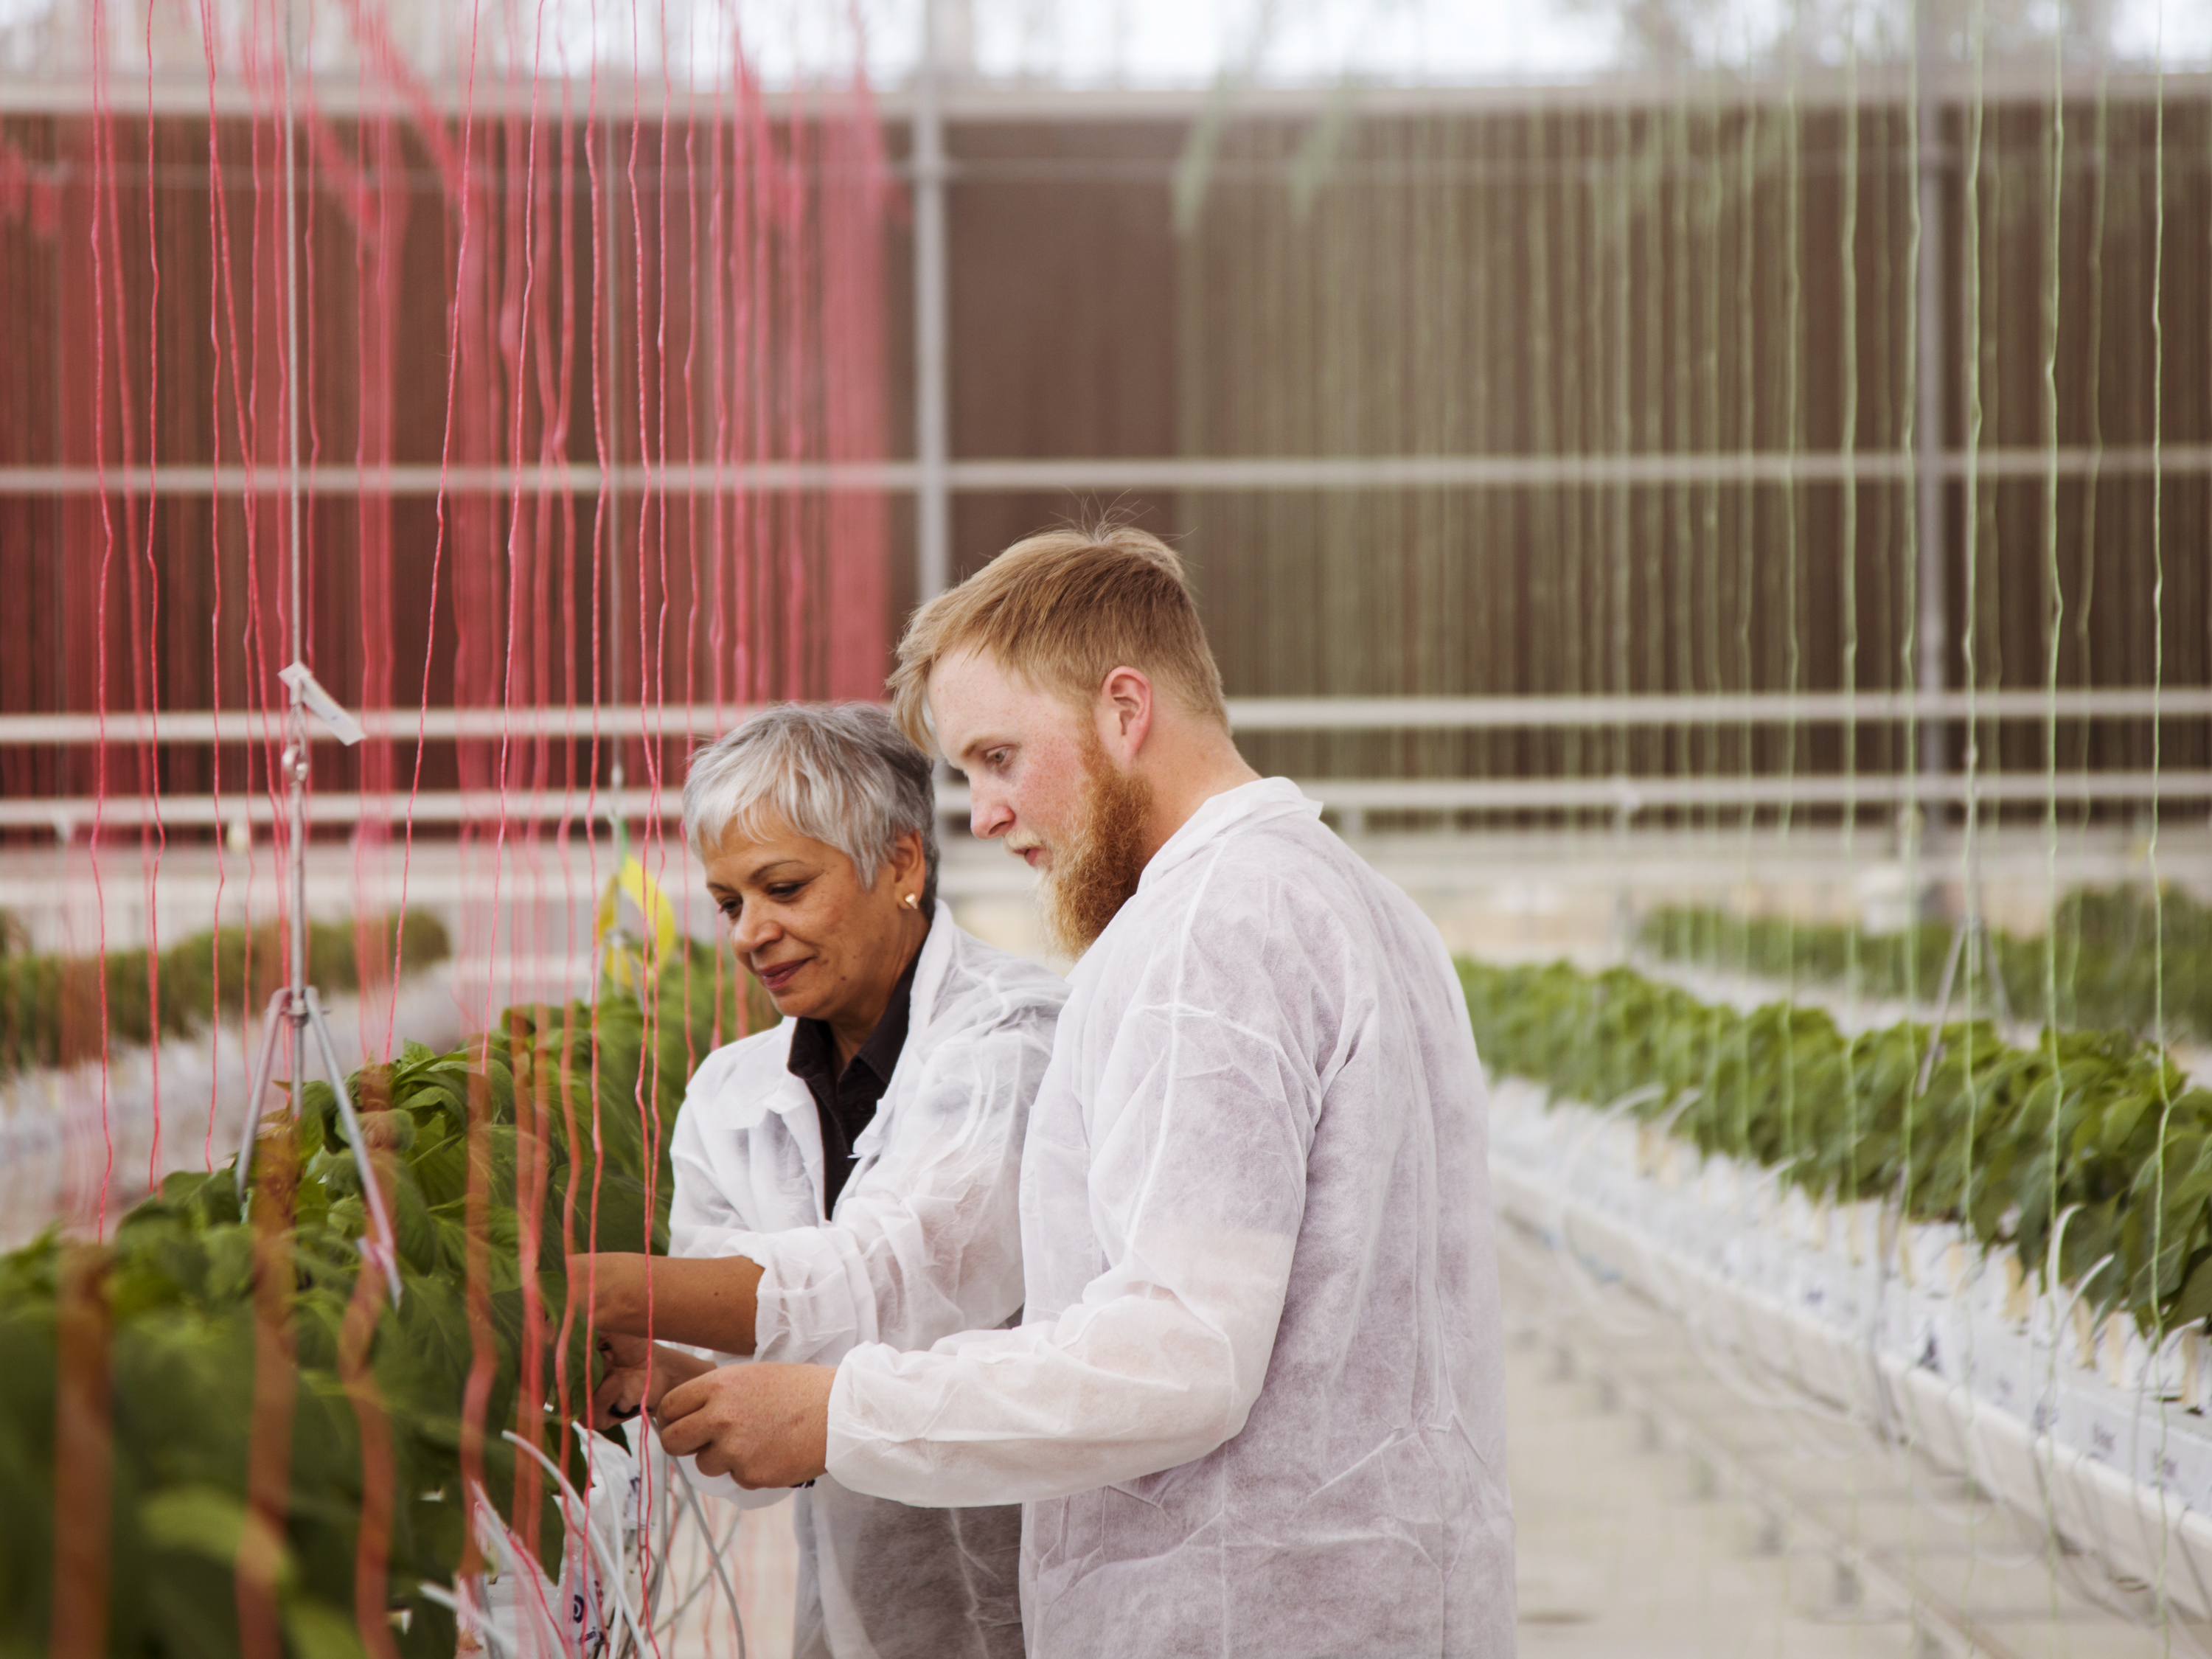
[902,893,920,910]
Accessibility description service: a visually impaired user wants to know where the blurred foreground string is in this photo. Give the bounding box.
[48,1244,111,1659]
[237,1127,298,1659]
[339,1113,403,1659]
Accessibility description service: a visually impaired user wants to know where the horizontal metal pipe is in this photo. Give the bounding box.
[0,704,763,745]
[1,445,2207,499]
[1222,689,2212,730]
[0,788,677,833]
[0,66,2201,120]
[1281,771,2212,813]
[8,770,2209,835]
[941,772,2212,814]
[0,460,915,497]
[4,689,2208,747]
[941,446,2212,490]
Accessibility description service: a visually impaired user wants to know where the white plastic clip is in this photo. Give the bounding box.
[279,661,365,747]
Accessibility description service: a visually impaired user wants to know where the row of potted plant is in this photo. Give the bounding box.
[1460,955,2212,1339]
[1637,885,2212,1043]
[0,943,744,1658]
[0,911,452,1080]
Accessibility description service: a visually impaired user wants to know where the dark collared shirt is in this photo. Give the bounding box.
[785,949,919,1215]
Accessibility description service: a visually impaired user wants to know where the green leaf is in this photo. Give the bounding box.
[142,1485,290,1586]
[283,1594,370,1659]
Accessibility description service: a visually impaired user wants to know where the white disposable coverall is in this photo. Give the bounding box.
[667,904,1067,1659]
[827,778,1515,1658]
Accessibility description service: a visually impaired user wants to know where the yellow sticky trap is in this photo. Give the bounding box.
[595,856,681,995]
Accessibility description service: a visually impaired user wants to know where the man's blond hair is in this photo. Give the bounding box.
[889,522,1229,751]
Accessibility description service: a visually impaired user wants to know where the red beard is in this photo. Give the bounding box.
[1039,737,1154,958]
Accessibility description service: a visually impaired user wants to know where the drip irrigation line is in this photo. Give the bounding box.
[673,1476,751,1659]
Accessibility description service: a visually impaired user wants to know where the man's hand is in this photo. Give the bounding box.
[590,1331,712,1430]
[653,1363,836,1489]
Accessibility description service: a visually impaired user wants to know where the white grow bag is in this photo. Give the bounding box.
[1489,1075,2212,1620]
[457,1422,733,1659]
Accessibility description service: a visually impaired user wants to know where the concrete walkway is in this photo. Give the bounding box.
[1499,1222,2191,1659]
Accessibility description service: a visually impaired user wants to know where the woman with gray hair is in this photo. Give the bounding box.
[577,703,1065,1659]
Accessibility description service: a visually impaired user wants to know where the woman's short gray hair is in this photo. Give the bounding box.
[683,703,941,915]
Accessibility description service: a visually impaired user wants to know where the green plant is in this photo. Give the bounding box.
[1638,886,2212,1043]
[1461,956,2212,1338]
[0,941,747,1659]
[0,911,453,1080]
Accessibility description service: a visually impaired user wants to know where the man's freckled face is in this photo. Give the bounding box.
[925,651,1091,869]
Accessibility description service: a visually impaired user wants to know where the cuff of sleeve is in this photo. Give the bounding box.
[824,1333,1044,1509]
[824,1343,908,1500]
[823,1345,872,1469]
[680,1229,798,1360]
[751,1235,872,1366]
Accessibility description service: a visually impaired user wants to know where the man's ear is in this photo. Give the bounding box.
[1096,667,1153,761]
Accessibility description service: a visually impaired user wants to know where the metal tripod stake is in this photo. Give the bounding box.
[233,664,403,1309]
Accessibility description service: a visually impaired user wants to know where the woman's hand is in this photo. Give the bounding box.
[590,1329,653,1428]
[571,1251,765,1355]
[590,1331,713,1430]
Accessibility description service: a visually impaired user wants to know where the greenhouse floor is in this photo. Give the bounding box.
[1497,1222,2194,1659]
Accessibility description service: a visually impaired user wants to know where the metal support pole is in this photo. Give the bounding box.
[240,13,397,1308]
[281,0,309,1119]
[605,115,625,803]
[1913,0,1949,791]
[914,0,952,605]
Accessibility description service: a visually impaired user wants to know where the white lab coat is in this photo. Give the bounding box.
[667,904,1067,1659]
[826,778,1515,1658]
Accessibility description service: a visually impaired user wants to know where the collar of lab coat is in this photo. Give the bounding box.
[903,900,962,1041]
[778,902,962,1202]
[1135,775,1322,893]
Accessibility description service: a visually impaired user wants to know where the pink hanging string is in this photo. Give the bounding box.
[31,4,894,1638]
[198,0,229,1178]
[135,13,170,1200]
[84,0,117,1237]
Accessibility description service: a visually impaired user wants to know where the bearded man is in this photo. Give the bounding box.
[652,524,1516,1658]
